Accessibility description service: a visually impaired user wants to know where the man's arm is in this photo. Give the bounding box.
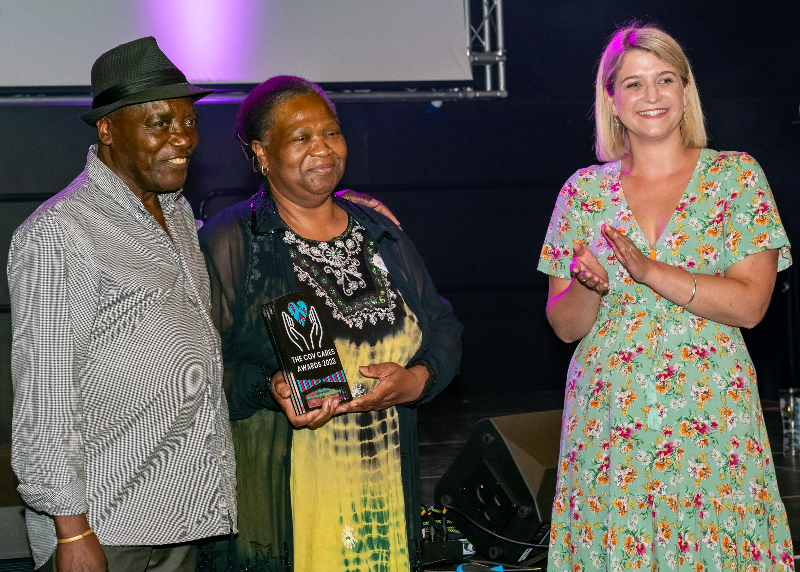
[53,515,107,572]
[8,217,96,567]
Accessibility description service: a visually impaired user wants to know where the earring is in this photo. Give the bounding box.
[614,115,621,129]
[683,108,687,121]
[261,164,269,177]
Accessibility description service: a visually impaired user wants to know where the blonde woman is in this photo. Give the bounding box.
[539,23,794,571]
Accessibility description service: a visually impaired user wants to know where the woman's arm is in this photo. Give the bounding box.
[603,225,779,329]
[546,242,610,343]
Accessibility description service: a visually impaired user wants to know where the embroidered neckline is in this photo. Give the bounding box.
[283,218,398,329]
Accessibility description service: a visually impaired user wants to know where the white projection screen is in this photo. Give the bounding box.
[0,0,472,88]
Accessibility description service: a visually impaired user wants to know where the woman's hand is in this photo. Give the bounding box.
[271,371,339,429]
[601,224,653,284]
[334,190,402,229]
[570,242,610,295]
[600,223,779,329]
[546,242,608,343]
[337,363,427,413]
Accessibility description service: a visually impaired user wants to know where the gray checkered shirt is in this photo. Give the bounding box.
[8,147,237,568]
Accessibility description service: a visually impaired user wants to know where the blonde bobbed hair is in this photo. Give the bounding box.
[594,23,707,162]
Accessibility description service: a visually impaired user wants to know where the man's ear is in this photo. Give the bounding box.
[97,116,113,146]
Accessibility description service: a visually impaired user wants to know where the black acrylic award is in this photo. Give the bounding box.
[262,292,352,415]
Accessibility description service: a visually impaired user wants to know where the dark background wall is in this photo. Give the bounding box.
[1,0,799,446]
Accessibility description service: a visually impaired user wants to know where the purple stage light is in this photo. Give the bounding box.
[137,0,265,83]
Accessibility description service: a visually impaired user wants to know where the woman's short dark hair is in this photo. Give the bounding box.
[235,75,338,165]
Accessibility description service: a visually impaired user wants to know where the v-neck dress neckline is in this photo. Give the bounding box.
[615,148,708,256]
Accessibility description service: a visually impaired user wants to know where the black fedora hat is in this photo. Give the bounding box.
[81,37,214,126]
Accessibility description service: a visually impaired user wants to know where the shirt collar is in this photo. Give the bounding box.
[85,145,182,218]
[249,186,397,243]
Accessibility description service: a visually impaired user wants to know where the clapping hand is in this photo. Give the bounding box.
[570,241,610,295]
[601,224,652,284]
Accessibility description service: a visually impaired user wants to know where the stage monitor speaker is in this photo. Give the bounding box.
[433,409,562,564]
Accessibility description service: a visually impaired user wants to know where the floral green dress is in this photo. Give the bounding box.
[537,150,794,572]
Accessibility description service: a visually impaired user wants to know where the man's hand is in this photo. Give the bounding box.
[270,371,339,429]
[337,363,427,413]
[334,190,402,229]
[53,515,107,572]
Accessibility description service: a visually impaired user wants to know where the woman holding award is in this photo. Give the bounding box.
[538,24,794,571]
[198,76,462,572]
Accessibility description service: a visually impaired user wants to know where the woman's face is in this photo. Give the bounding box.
[254,93,347,207]
[605,49,689,146]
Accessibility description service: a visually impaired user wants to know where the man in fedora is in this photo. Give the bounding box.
[8,37,236,571]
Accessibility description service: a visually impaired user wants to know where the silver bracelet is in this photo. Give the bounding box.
[680,272,697,308]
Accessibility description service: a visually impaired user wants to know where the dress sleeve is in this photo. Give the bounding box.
[722,154,792,272]
[199,209,281,415]
[9,217,89,517]
[537,170,588,279]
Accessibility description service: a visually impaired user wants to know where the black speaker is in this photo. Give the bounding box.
[433,409,562,564]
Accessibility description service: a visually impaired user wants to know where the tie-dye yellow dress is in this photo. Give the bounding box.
[538,150,794,572]
[283,218,421,572]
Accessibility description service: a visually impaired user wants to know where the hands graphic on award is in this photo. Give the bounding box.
[282,301,324,351]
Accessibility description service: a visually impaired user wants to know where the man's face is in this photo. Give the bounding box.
[102,97,199,197]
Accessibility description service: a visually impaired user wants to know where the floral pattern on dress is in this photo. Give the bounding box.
[538,150,794,572]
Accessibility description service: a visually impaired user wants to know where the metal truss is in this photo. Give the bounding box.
[0,0,506,106]
[327,0,507,102]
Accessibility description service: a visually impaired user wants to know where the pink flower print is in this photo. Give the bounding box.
[693,420,709,435]
[755,202,770,215]
[752,545,763,562]
[635,536,648,556]
[658,442,675,457]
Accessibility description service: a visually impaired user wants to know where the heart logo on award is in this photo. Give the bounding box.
[288,301,308,326]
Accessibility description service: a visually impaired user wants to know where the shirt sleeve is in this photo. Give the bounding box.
[537,170,588,279]
[8,216,89,516]
[721,153,792,272]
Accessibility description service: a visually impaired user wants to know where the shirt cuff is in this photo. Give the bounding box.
[17,477,89,516]
[405,358,437,406]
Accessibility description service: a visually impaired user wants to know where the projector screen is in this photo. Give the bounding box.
[0,0,472,87]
